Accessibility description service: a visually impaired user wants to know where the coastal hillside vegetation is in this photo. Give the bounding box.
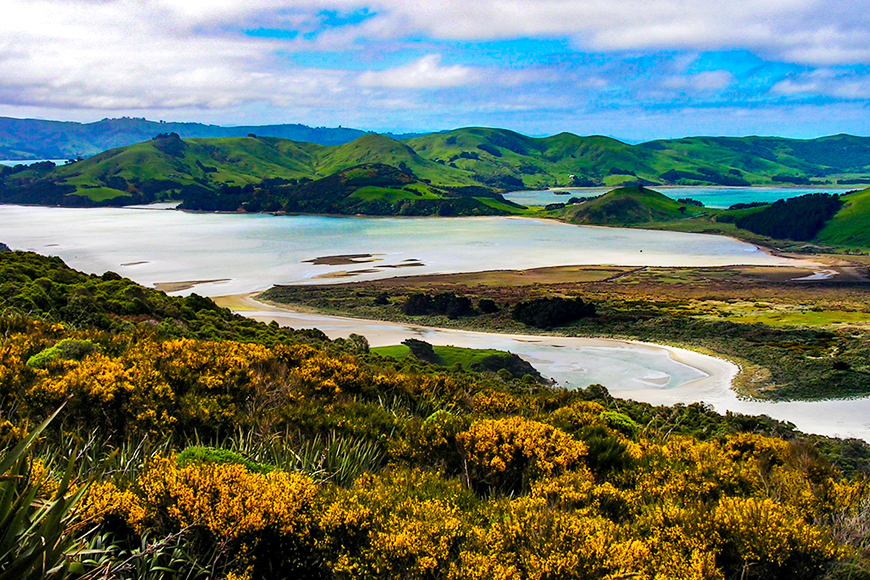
[816,187,870,249]
[3,250,870,579]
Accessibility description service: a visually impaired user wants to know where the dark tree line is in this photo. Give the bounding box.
[403,293,475,318]
[735,193,843,241]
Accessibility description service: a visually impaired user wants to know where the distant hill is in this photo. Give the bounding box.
[0,116,423,160]
[641,134,870,185]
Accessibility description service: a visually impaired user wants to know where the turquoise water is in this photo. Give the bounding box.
[0,204,800,296]
[505,186,854,208]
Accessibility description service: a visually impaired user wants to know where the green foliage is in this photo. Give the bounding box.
[817,187,870,249]
[402,338,438,362]
[26,338,96,369]
[177,445,273,474]
[0,408,93,580]
[601,410,639,438]
[0,251,323,345]
[735,193,844,241]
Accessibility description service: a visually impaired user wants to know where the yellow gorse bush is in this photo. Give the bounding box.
[138,456,318,540]
[458,416,587,492]
[80,480,148,533]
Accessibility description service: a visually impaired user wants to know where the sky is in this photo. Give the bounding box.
[2,0,870,141]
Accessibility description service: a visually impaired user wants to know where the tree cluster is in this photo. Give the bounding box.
[512,296,596,328]
[735,193,843,241]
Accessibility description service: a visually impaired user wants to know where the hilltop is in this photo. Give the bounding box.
[562,185,701,225]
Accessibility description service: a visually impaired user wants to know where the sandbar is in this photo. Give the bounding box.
[154,279,230,292]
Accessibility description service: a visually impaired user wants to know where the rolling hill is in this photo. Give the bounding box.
[405,128,870,189]
[561,185,703,225]
[641,134,870,185]
[0,132,479,206]
[815,187,870,248]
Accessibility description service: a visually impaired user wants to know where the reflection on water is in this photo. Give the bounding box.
[1,204,799,296]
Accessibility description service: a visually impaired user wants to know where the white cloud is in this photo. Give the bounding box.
[663,70,735,92]
[0,0,869,123]
[357,54,477,89]
[771,70,870,99]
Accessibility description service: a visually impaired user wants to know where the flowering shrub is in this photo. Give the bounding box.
[458,416,587,494]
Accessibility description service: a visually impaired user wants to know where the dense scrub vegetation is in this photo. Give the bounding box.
[4,252,870,579]
[730,194,844,241]
[512,296,596,328]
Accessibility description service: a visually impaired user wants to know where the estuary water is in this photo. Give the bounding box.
[505,186,854,208]
[2,204,802,296]
[230,296,870,441]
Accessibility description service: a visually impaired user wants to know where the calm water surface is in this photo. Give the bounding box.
[2,204,799,296]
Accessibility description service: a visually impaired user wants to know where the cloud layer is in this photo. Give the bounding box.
[0,0,868,138]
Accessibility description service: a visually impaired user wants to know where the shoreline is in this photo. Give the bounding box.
[215,292,738,395]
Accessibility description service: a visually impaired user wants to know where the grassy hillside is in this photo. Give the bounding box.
[317,133,476,186]
[407,127,669,189]
[0,132,480,206]
[816,187,870,248]
[642,134,870,185]
[178,163,524,217]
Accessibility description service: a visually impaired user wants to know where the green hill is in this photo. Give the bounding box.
[641,134,870,185]
[561,186,703,225]
[406,128,669,188]
[815,187,870,248]
[0,115,424,159]
[0,132,480,206]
